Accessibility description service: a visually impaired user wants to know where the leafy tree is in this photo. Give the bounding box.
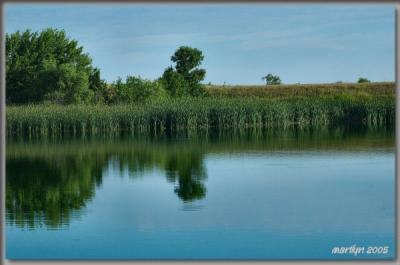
[358,77,371,83]
[88,67,108,103]
[161,66,189,96]
[6,28,98,104]
[262,73,282,85]
[161,46,206,96]
[124,76,166,102]
[88,68,103,91]
[172,46,204,77]
[110,75,167,103]
[41,62,91,104]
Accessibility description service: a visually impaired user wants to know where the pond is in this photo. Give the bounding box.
[6,127,395,259]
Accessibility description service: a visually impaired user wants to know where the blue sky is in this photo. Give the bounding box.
[5,4,395,85]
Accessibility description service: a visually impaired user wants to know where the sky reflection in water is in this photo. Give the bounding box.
[6,128,395,259]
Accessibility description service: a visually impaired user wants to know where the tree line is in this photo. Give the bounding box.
[6,28,207,105]
[6,28,373,105]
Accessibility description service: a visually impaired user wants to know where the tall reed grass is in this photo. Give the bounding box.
[7,95,395,137]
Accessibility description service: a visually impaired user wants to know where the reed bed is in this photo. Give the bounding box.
[7,95,395,137]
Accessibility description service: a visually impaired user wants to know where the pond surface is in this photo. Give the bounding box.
[6,128,395,259]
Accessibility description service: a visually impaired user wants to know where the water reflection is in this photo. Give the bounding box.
[6,155,104,229]
[6,127,394,229]
[166,152,207,201]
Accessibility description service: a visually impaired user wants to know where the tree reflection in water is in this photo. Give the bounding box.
[6,155,105,229]
[6,127,394,229]
[165,151,207,202]
[6,139,208,229]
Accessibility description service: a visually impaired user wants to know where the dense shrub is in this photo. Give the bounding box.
[105,76,167,103]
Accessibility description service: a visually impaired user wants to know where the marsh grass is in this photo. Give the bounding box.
[7,94,395,137]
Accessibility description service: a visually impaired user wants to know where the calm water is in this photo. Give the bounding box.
[6,128,395,259]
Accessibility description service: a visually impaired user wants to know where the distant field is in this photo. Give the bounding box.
[205,82,395,98]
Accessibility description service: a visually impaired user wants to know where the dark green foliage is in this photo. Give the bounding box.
[358,77,371,83]
[88,68,103,91]
[160,67,189,96]
[262,73,282,85]
[88,67,108,103]
[6,28,97,104]
[106,75,167,103]
[161,46,206,96]
[171,46,204,76]
[41,62,91,104]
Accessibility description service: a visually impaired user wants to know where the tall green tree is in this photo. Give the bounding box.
[6,28,100,104]
[161,46,206,96]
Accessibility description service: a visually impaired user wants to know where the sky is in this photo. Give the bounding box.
[5,4,395,85]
